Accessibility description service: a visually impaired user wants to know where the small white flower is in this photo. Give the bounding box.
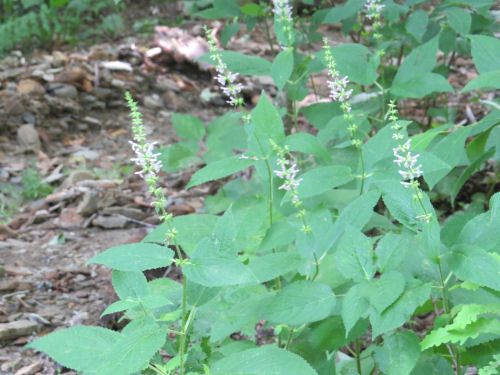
[273,0,293,23]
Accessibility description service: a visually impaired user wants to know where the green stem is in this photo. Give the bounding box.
[355,338,362,375]
[357,147,365,195]
[264,159,274,228]
[285,328,295,350]
[263,18,276,56]
[179,275,187,375]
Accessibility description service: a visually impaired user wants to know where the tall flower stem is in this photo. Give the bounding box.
[125,92,189,375]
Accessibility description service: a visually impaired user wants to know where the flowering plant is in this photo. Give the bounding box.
[26,2,500,375]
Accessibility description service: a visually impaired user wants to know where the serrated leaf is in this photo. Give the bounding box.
[112,270,148,300]
[95,318,166,375]
[264,280,336,326]
[26,326,119,372]
[342,283,370,336]
[172,113,206,141]
[248,252,305,282]
[221,22,239,47]
[249,93,285,157]
[335,226,375,281]
[271,49,294,91]
[284,133,332,163]
[101,299,138,316]
[186,155,256,189]
[366,271,406,313]
[421,317,500,349]
[444,244,500,292]
[370,281,431,337]
[462,70,500,92]
[198,50,271,76]
[211,345,318,375]
[375,331,421,375]
[289,166,352,201]
[184,256,258,287]
[88,243,173,271]
[406,10,429,41]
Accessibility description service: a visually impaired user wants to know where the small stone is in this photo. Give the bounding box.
[57,207,83,229]
[17,79,45,96]
[14,361,43,375]
[102,206,146,220]
[144,94,163,109]
[71,149,100,160]
[0,320,39,342]
[17,124,41,151]
[51,83,78,99]
[110,78,126,88]
[77,191,99,217]
[5,97,25,116]
[61,170,94,189]
[92,215,128,229]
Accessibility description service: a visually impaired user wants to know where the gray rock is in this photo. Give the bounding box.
[92,215,128,229]
[17,124,41,151]
[144,94,163,109]
[0,320,39,342]
[71,148,100,160]
[102,206,146,220]
[52,83,78,99]
[61,170,94,189]
[14,361,43,375]
[77,191,99,217]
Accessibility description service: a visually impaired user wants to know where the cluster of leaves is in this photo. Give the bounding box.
[0,0,124,54]
[27,1,500,375]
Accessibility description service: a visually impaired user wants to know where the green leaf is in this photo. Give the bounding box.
[271,49,294,91]
[376,232,411,272]
[342,283,370,336]
[284,133,332,163]
[375,331,421,375]
[392,37,453,97]
[186,155,257,189]
[26,326,119,372]
[329,190,380,249]
[391,73,453,98]
[406,10,429,41]
[143,214,217,256]
[184,256,258,287]
[249,93,285,156]
[88,243,174,271]
[221,22,240,47]
[248,252,305,282]
[290,166,352,201]
[445,7,471,35]
[335,226,375,282]
[457,192,500,252]
[421,317,500,350]
[444,244,500,292]
[172,113,206,141]
[112,270,148,300]
[264,281,336,326]
[198,51,271,76]
[322,0,363,24]
[450,147,494,205]
[470,35,500,74]
[96,318,166,375]
[241,3,265,16]
[259,220,296,251]
[462,70,500,92]
[157,141,200,173]
[365,271,406,313]
[370,281,431,337]
[318,43,377,85]
[211,346,318,375]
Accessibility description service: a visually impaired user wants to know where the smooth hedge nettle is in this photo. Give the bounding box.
[272,0,293,24]
[205,27,244,107]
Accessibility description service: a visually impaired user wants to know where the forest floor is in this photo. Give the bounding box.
[0,3,491,375]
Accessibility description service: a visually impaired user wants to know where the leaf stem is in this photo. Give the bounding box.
[355,338,362,374]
